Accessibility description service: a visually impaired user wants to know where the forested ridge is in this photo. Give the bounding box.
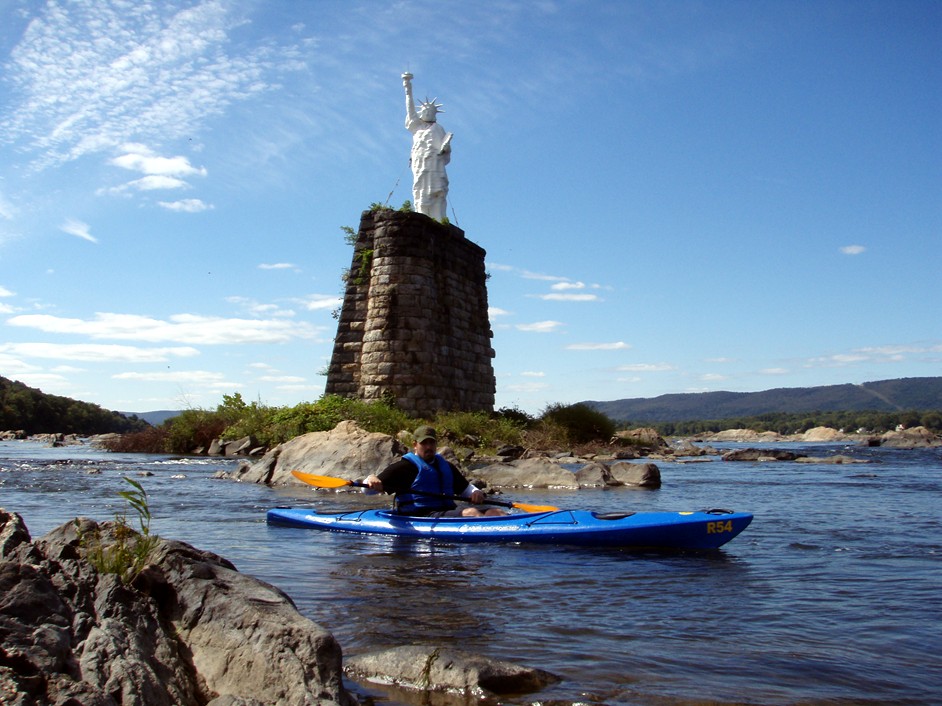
[0,376,149,436]
[585,377,942,424]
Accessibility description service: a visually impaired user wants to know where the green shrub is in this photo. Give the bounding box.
[540,403,616,445]
[431,410,526,450]
[163,409,227,454]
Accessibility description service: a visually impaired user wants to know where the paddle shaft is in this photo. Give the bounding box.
[290,471,558,513]
[345,478,516,509]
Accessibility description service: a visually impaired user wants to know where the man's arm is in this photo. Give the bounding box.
[364,459,416,494]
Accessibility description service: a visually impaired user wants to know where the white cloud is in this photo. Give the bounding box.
[759,367,789,375]
[488,307,511,317]
[0,342,199,363]
[516,320,564,333]
[60,218,97,243]
[259,263,300,271]
[566,341,631,351]
[700,373,729,381]
[538,293,600,302]
[551,281,585,291]
[840,245,866,255]
[158,198,213,212]
[300,294,343,311]
[113,370,232,385]
[521,371,545,377]
[520,270,569,282]
[8,312,323,345]
[258,375,306,383]
[616,363,675,372]
[111,146,207,177]
[130,175,190,191]
[0,285,14,297]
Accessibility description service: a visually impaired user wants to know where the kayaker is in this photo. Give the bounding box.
[362,425,507,517]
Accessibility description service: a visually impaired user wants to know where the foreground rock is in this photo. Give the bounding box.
[0,508,355,706]
[345,645,559,703]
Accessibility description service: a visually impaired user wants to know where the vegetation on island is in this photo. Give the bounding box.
[1,375,150,436]
[102,392,941,458]
[100,393,616,456]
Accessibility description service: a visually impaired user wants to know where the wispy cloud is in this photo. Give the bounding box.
[113,370,234,386]
[259,263,300,271]
[616,363,675,372]
[516,320,564,333]
[1,2,303,169]
[538,293,601,302]
[806,342,942,368]
[0,342,199,363]
[566,341,631,351]
[0,193,16,220]
[8,312,322,345]
[257,375,306,383]
[299,294,343,311]
[158,198,213,212]
[60,219,97,243]
[840,245,866,255]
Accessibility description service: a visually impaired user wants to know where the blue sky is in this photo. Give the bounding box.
[1,0,939,416]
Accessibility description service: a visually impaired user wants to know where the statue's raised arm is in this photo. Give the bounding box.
[401,72,451,221]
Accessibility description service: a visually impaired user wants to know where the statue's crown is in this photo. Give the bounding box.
[419,97,444,114]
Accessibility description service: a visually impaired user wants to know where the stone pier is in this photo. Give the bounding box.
[325,209,495,417]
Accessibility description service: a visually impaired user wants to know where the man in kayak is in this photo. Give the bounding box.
[362,425,507,517]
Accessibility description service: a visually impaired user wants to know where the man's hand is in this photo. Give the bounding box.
[363,475,384,492]
[469,488,486,504]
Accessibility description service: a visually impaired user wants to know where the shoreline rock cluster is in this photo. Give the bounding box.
[227,422,940,493]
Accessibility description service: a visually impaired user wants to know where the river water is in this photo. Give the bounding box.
[1,439,939,705]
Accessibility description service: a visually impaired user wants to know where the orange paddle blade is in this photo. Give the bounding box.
[291,470,355,488]
[511,501,559,513]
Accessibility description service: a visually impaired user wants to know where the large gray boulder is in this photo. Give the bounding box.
[472,457,580,489]
[233,420,406,485]
[609,461,662,488]
[0,508,354,706]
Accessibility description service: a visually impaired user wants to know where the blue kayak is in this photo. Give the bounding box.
[266,507,753,549]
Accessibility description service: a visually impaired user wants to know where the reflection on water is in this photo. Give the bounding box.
[2,440,941,705]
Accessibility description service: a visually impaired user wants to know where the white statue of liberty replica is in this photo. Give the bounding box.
[402,72,453,221]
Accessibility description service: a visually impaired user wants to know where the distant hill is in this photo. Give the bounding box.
[120,410,182,426]
[0,375,151,436]
[584,377,942,423]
